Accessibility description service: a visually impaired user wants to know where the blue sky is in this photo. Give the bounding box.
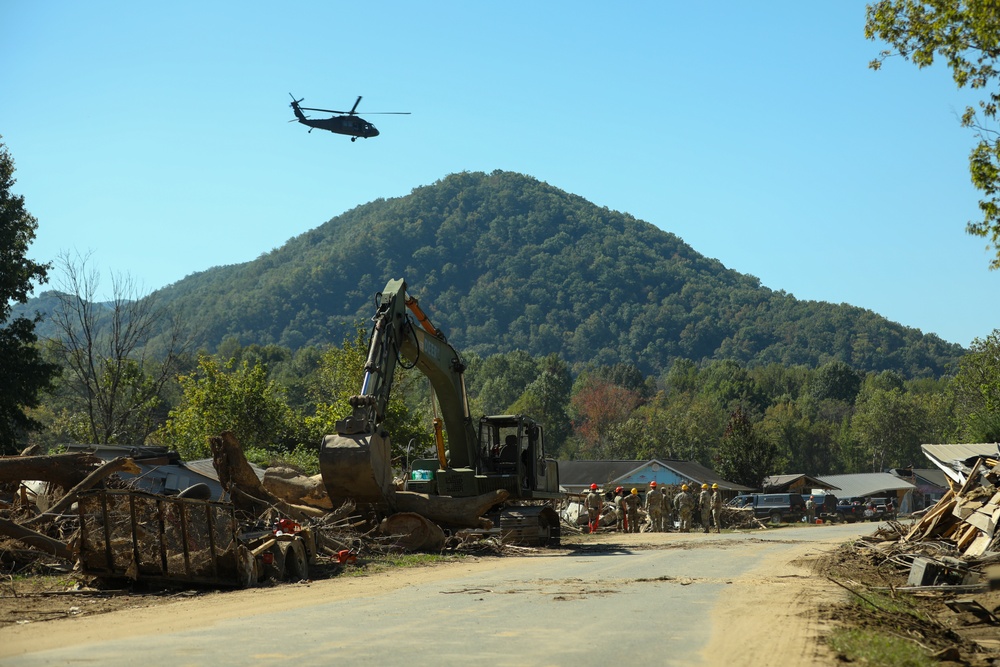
[2,2,997,349]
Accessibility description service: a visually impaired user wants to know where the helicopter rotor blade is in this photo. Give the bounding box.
[300,106,350,114]
[349,96,362,114]
[361,111,411,115]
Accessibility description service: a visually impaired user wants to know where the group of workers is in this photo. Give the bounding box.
[583,481,725,534]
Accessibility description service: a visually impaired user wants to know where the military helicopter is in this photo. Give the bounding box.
[289,93,410,141]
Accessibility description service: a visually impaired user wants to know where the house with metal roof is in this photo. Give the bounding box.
[816,472,917,512]
[762,474,840,493]
[558,459,753,497]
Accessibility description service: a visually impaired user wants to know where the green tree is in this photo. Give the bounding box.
[950,329,1000,440]
[304,325,432,462]
[851,385,926,471]
[715,407,778,489]
[0,138,58,452]
[154,355,303,460]
[508,353,572,456]
[810,361,862,403]
[866,1,1000,268]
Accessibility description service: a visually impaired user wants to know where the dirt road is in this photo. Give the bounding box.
[0,522,874,666]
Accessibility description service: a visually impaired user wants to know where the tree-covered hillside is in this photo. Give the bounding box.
[133,171,958,376]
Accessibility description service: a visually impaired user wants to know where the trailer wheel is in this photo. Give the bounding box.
[280,539,309,582]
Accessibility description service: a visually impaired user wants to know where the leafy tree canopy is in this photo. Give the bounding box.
[0,138,57,452]
[866,1,1000,268]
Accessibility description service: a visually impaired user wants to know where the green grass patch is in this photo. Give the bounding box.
[344,552,460,577]
[848,588,930,624]
[827,628,933,667]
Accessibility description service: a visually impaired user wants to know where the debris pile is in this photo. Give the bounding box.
[904,456,1000,559]
[836,452,1000,661]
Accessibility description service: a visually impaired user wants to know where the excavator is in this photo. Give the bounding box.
[319,278,562,545]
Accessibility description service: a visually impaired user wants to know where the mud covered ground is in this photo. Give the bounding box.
[814,542,1000,666]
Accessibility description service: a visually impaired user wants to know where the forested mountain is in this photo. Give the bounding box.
[36,171,965,378]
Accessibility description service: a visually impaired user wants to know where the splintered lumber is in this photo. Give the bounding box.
[906,490,956,541]
[209,431,316,523]
[25,456,142,526]
[0,452,103,488]
[391,489,509,528]
[381,512,446,551]
[263,467,333,510]
[0,517,73,560]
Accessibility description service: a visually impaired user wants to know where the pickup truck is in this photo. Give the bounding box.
[727,493,806,524]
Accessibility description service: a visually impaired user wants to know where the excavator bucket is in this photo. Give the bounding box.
[319,432,394,507]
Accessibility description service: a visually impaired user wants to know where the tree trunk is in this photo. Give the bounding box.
[381,512,446,551]
[263,467,333,510]
[0,518,73,560]
[209,431,318,524]
[0,452,103,488]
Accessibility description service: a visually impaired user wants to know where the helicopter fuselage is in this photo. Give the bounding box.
[297,115,379,139]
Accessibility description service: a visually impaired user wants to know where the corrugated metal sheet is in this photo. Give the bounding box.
[816,472,915,499]
[920,442,1000,484]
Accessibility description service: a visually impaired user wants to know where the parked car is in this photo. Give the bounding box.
[802,493,839,521]
[835,496,868,523]
[865,497,897,521]
[727,493,806,524]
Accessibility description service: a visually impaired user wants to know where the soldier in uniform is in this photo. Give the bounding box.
[613,486,626,532]
[710,483,723,533]
[585,483,602,533]
[661,486,674,531]
[673,484,694,532]
[645,481,663,532]
[699,483,712,533]
[623,488,641,533]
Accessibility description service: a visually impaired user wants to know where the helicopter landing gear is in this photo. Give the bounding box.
[351,137,356,142]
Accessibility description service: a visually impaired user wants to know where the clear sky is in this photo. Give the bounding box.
[2,2,997,349]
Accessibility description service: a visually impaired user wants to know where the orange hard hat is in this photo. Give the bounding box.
[590,483,598,490]
[650,481,657,487]
[615,486,624,493]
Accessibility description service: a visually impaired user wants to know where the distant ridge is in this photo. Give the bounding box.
[23,171,964,377]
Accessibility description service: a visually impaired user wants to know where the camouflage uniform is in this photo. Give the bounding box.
[645,486,664,532]
[623,492,641,533]
[614,491,626,532]
[661,490,674,531]
[673,488,694,532]
[710,488,723,533]
[585,490,602,533]
[699,487,711,533]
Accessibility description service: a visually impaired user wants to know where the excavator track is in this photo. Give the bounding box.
[499,506,561,547]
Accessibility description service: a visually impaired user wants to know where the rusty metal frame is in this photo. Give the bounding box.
[77,489,242,587]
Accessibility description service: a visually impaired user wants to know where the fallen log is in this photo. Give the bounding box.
[0,518,73,560]
[263,467,333,510]
[25,457,142,526]
[0,452,103,488]
[381,512,446,551]
[391,489,509,528]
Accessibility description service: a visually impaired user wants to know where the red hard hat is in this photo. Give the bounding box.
[590,483,598,490]
[650,481,657,487]
[615,486,623,493]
